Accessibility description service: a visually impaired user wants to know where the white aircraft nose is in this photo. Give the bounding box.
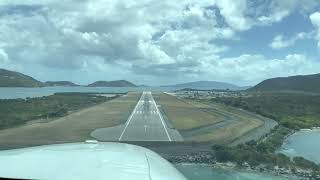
[0,142,187,180]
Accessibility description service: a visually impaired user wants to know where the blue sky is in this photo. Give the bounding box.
[0,0,320,86]
[218,11,318,58]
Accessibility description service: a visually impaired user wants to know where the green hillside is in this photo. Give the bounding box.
[249,73,320,92]
[87,80,136,87]
[0,69,43,87]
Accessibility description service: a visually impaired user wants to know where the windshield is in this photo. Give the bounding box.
[0,0,320,180]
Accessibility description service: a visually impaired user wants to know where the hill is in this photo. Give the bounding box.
[44,81,80,87]
[249,73,320,92]
[0,69,43,87]
[163,81,247,90]
[87,80,136,87]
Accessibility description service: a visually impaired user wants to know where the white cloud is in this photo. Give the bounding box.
[258,11,289,25]
[201,54,320,85]
[0,49,9,64]
[215,0,251,31]
[0,0,241,76]
[310,12,320,47]
[257,0,319,25]
[0,0,319,85]
[269,32,312,49]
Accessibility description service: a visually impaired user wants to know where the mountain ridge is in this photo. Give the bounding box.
[163,81,248,90]
[0,69,43,87]
[249,73,320,92]
[0,68,137,88]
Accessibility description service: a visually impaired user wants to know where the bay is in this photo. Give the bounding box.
[0,86,176,99]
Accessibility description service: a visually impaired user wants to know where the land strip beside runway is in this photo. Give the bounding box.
[153,93,275,144]
[0,92,141,149]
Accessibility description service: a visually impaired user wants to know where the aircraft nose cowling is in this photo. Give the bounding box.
[0,142,187,180]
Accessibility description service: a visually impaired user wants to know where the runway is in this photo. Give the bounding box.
[91,91,183,141]
[119,91,172,141]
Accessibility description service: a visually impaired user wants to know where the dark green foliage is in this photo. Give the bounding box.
[0,93,113,129]
[212,126,320,174]
[213,143,320,172]
[213,144,290,167]
[293,157,320,171]
[212,93,320,129]
[256,127,291,153]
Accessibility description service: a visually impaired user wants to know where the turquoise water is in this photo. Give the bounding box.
[0,86,176,99]
[176,164,292,180]
[279,129,320,164]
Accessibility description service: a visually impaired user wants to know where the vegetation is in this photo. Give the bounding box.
[212,92,320,129]
[210,91,320,175]
[249,73,320,92]
[44,81,80,86]
[0,93,115,129]
[87,80,136,87]
[0,68,43,87]
[255,126,291,153]
[212,143,320,174]
[212,126,320,175]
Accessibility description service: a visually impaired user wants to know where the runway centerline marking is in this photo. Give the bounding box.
[118,91,172,141]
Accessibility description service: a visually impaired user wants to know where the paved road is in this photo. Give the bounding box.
[119,92,172,141]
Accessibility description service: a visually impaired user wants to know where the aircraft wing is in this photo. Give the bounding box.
[0,142,186,180]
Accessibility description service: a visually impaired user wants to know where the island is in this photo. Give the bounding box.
[87,80,136,87]
[44,81,80,87]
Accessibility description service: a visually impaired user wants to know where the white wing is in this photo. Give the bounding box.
[0,142,186,180]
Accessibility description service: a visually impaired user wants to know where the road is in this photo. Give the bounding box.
[119,91,172,141]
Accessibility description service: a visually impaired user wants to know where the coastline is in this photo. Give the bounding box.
[164,153,319,179]
[175,162,300,179]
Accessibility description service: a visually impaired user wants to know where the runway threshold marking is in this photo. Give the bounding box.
[118,92,145,141]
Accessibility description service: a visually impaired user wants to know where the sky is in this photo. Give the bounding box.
[0,0,320,86]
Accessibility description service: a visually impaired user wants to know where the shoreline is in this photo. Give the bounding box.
[164,153,319,179]
[175,162,300,179]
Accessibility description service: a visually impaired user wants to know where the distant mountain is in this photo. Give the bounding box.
[87,80,136,87]
[0,69,43,87]
[44,81,80,87]
[249,73,320,92]
[163,81,247,90]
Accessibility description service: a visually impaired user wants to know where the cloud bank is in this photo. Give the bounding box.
[0,0,319,85]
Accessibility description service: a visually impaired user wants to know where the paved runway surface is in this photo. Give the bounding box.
[119,91,172,141]
[91,91,183,141]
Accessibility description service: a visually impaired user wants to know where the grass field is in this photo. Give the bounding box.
[0,93,112,129]
[186,100,263,143]
[153,93,225,130]
[213,92,320,129]
[0,92,141,149]
[154,93,264,144]
[190,118,262,143]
